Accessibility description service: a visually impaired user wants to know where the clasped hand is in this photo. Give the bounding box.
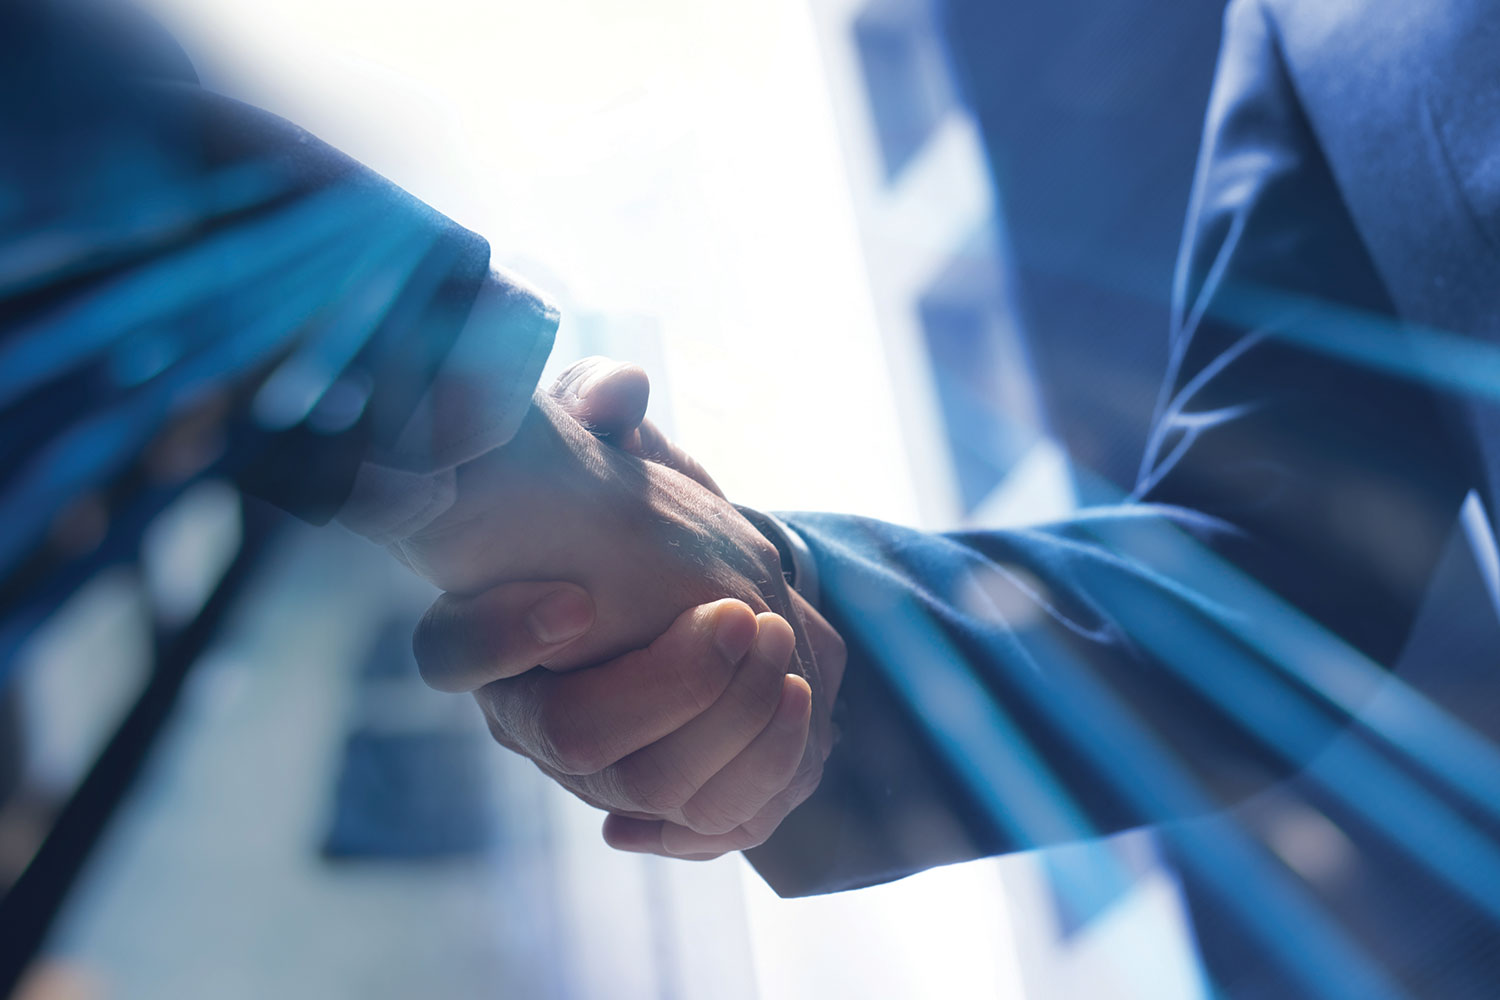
[402,359,845,859]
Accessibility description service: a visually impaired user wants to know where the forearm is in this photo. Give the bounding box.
[1,2,559,539]
[333,270,558,543]
[153,85,559,525]
[750,508,1355,896]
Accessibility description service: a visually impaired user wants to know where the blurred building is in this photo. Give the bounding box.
[801,0,1058,530]
[800,0,1230,996]
[809,0,1229,507]
[940,0,1229,502]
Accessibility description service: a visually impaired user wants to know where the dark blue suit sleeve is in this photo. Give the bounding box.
[745,0,1476,896]
[0,0,547,552]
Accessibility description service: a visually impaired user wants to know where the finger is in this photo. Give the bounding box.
[592,613,796,816]
[414,582,595,693]
[550,356,649,439]
[603,752,815,860]
[633,419,725,497]
[549,356,725,497]
[790,592,846,760]
[659,781,810,857]
[796,595,846,705]
[669,674,812,840]
[477,599,760,775]
[599,815,733,861]
[601,814,667,854]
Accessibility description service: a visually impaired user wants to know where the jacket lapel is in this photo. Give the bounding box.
[1266,0,1500,339]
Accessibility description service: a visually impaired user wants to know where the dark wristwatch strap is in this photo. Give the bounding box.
[734,504,820,607]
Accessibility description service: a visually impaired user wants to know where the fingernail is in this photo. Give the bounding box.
[714,606,757,663]
[756,615,797,669]
[575,360,618,399]
[526,588,594,645]
[774,675,812,731]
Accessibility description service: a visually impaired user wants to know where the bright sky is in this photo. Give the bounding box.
[143,0,923,523]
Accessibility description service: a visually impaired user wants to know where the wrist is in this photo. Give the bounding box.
[733,505,820,609]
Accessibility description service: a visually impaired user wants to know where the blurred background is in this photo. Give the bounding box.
[0,0,1239,996]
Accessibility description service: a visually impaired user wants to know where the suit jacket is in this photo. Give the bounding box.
[750,1,1500,995]
[0,0,556,610]
[0,0,559,678]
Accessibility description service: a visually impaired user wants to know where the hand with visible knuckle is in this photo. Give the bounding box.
[402,359,847,863]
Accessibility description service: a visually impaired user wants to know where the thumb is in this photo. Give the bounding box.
[414,582,595,693]
[551,356,725,497]
[551,356,650,440]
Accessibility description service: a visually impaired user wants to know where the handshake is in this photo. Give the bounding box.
[400,358,846,860]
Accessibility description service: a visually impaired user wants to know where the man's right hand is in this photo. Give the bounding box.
[409,359,846,857]
[394,389,799,675]
[414,588,845,858]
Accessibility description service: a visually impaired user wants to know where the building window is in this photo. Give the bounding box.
[853,0,954,181]
[917,223,1041,513]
